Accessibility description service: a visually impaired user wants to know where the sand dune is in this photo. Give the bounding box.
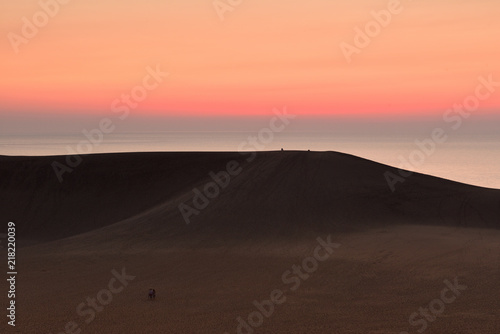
[1,151,499,333]
[1,151,499,243]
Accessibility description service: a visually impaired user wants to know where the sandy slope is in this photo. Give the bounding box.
[1,151,499,333]
[5,225,500,333]
[1,151,499,242]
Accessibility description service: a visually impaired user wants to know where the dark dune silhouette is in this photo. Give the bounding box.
[1,151,499,243]
[1,151,500,333]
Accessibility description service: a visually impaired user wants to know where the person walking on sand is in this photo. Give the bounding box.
[148,288,155,300]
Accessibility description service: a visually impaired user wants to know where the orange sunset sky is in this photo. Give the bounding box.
[1,0,499,122]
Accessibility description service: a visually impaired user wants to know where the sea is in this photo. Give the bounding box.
[1,132,499,189]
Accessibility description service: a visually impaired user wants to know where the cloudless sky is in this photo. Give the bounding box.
[0,0,499,130]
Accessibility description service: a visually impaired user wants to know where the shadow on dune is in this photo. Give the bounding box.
[1,151,499,245]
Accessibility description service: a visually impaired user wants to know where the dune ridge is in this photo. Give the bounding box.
[1,151,499,245]
[2,151,500,333]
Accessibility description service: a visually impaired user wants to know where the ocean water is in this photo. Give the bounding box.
[1,132,499,189]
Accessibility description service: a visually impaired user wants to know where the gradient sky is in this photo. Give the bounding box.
[1,0,499,130]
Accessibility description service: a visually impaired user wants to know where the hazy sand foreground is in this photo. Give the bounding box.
[1,151,499,333]
[5,225,500,333]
